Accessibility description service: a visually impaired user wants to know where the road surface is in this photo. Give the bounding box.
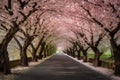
[15,53,111,80]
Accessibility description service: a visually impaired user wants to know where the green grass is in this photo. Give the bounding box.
[87,51,112,60]
[88,53,94,59]
[100,53,111,60]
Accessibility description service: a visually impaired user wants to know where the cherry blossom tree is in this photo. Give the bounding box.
[0,0,53,74]
[0,0,38,74]
[75,0,120,74]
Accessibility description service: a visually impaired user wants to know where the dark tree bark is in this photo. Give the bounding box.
[69,48,76,58]
[32,49,38,62]
[94,53,102,67]
[110,37,120,75]
[72,52,76,58]
[30,44,38,62]
[76,46,82,60]
[92,48,103,66]
[70,49,73,57]
[82,50,88,62]
[43,51,47,58]
[43,44,48,58]
[38,42,45,59]
[0,50,11,74]
[20,47,28,66]
[82,47,89,62]
[45,45,49,57]
[0,27,19,74]
[66,50,70,55]
[76,49,81,60]
[20,36,34,66]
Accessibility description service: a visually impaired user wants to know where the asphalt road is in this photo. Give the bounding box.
[15,53,111,80]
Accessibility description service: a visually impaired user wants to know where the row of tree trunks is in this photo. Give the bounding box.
[66,42,119,74]
[66,46,102,67]
[31,38,45,61]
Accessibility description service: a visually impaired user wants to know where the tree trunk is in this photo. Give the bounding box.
[70,49,75,57]
[72,53,76,58]
[0,27,19,74]
[77,53,81,60]
[69,52,72,56]
[32,50,38,62]
[20,36,34,66]
[31,36,44,61]
[38,42,45,59]
[110,39,120,75]
[67,51,70,55]
[38,54,43,59]
[83,51,87,62]
[0,50,11,74]
[94,53,101,67]
[91,47,102,67]
[44,52,47,58]
[110,47,114,59]
[43,46,47,58]
[77,50,81,60]
[73,49,76,58]
[20,47,28,66]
